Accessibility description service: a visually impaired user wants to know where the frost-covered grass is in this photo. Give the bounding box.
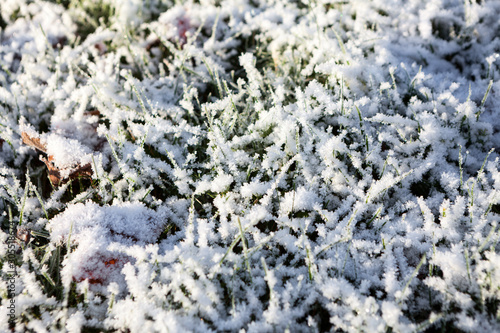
[1,0,500,332]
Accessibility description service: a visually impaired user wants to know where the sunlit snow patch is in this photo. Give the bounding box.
[47,201,169,291]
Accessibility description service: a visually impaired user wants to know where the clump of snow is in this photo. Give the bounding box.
[45,133,93,170]
[47,201,170,291]
[48,201,167,245]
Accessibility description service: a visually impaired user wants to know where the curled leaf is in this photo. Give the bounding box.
[16,226,31,244]
[21,131,47,153]
[41,155,92,186]
[22,130,93,186]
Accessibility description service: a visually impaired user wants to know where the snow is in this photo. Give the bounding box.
[45,134,93,170]
[1,0,500,332]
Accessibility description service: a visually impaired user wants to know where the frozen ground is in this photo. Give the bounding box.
[0,0,500,332]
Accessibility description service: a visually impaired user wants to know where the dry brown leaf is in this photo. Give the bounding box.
[40,156,63,185]
[22,131,93,186]
[16,226,31,244]
[21,132,47,153]
[84,110,100,117]
[67,163,93,181]
[41,155,93,186]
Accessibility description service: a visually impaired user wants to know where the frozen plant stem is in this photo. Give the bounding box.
[19,174,29,225]
[398,254,426,305]
[476,80,493,120]
[237,217,252,282]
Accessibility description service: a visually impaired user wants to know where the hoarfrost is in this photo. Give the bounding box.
[1,0,500,332]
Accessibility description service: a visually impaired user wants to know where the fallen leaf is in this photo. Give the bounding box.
[21,131,47,153]
[72,254,128,285]
[22,131,93,186]
[41,155,92,186]
[84,110,100,117]
[16,226,31,244]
